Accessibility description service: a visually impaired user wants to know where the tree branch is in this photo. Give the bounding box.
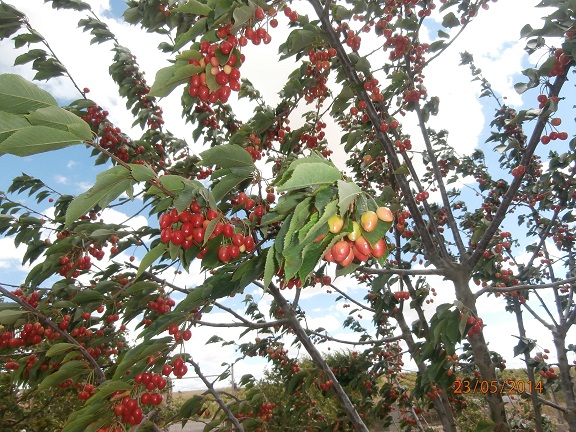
[188,358,245,432]
[466,69,571,270]
[0,285,106,384]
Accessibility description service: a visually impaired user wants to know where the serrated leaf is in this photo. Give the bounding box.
[0,125,82,156]
[0,73,57,113]
[129,163,156,182]
[0,111,30,144]
[179,395,205,427]
[337,180,361,216]
[37,360,90,391]
[175,0,212,16]
[26,106,92,140]
[46,342,77,357]
[442,12,460,28]
[263,246,276,291]
[136,244,166,278]
[149,63,204,98]
[0,309,25,325]
[65,166,132,226]
[72,290,106,304]
[277,163,341,192]
[200,144,254,169]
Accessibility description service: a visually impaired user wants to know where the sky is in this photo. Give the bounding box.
[0,0,575,392]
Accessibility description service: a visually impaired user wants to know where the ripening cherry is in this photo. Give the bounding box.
[371,238,386,258]
[376,206,394,222]
[328,214,344,233]
[360,211,378,232]
[331,240,351,262]
[551,117,562,126]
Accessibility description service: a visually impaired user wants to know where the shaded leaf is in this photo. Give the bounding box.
[0,125,81,156]
[0,73,56,113]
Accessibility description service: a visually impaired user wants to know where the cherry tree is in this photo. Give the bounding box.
[0,0,575,431]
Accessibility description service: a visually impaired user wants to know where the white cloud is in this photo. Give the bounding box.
[0,237,28,271]
[54,174,69,184]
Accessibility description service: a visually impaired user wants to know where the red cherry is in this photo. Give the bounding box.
[244,235,255,251]
[232,233,244,246]
[223,224,235,238]
[218,246,230,263]
[206,209,219,220]
[245,199,256,210]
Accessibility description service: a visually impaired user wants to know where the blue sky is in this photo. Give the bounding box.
[1,0,574,388]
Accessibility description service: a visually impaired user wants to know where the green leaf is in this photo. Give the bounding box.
[179,395,205,427]
[212,172,251,203]
[0,111,30,144]
[0,125,82,156]
[442,12,460,28]
[46,342,78,357]
[0,309,25,325]
[149,63,204,98]
[72,290,106,304]
[65,166,133,226]
[175,0,212,16]
[112,338,171,378]
[232,3,255,32]
[136,244,167,278]
[26,105,92,140]
[0,73,57,113]
[263,246,276,291]
[129,163,156,182]
[393,164,410,175]
[337,180,361,216]
[37,360,90,391]
[277,163,341,192]
[201,144,254,169]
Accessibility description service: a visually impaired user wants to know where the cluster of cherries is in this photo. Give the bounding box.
[10,288,40,308]
[0,321,45,348]
[541,115,569,144]
[548,47,571,77]
[257,401,276,421]
[188,7,277,104]
[393,291,410,300]
[113,395,144,426]
[58,254,92,278]
[303,49,331,104]
[82,105,139,162]
[158,202,256,264]
[465,316,483,337]
[323,207,393,267]
[166,357,188,379]
[77,383,96,401]
[167,323,192,342]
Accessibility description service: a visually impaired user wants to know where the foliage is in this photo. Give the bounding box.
[0,0,575,431]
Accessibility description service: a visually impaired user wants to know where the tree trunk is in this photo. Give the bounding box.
[513,299,544,431]
[553,330,576,431]
[395,312,458,431]
[452,273,510,431]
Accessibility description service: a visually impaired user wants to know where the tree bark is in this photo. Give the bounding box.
[513,299,544,431]
[553,330,576,431]
[452,272,510,431]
